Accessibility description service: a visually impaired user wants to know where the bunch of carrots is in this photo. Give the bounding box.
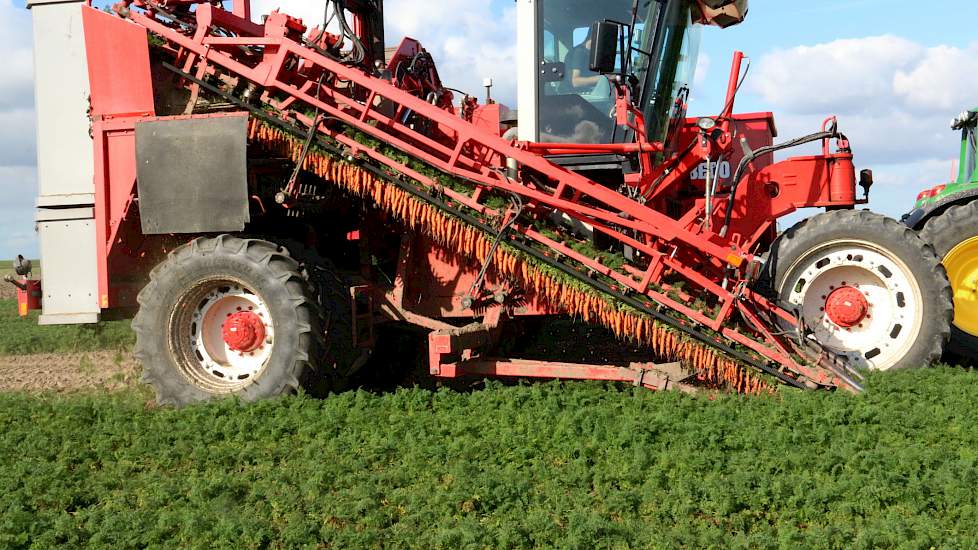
[249,118,773,395]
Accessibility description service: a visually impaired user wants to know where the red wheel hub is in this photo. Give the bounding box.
[222,312,267,352]
[824,286,869,328]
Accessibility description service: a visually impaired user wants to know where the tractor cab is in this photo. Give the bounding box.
[517,0,745,146]
[953,109,977,184]
[911,109,978,210]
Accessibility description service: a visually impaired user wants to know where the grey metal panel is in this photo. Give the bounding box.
[37,217,100,323]
[29,0,95,203]
[36,207,94,222]
[135,115,251,235]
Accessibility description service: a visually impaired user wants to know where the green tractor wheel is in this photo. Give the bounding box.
[921,201,978,359]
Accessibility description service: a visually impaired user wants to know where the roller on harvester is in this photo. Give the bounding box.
[14,0,951,405]
[906,107,978,359]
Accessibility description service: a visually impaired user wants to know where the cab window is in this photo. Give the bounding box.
[536,0,632,144]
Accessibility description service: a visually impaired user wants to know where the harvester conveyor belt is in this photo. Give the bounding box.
[161,61,809,390]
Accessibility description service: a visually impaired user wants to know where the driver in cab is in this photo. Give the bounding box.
[565,28,604,93]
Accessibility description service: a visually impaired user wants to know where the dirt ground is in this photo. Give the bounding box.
[0,283,16,301]
[0,351,140,393]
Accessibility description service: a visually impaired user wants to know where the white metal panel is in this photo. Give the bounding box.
[516,0,539,142]
[28,0,95,203]
[35,207,94,222]
[37,217,100,324]
[38,312,99,326]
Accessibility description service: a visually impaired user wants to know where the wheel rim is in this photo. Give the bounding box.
[943,236,978,338]
[168,278,275,393]
[780,239,924,371]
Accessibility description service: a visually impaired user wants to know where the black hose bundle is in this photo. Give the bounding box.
[719,128,841,237]
[311,0,367,66]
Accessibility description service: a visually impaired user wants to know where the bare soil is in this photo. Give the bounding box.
[0,283,16,301]
[0,351,140,393]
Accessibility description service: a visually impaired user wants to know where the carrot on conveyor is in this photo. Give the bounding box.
[247,118,774,395]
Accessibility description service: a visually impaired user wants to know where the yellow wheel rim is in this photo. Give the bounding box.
[944,236,978,337]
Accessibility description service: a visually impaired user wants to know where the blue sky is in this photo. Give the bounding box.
[2,0,978,259]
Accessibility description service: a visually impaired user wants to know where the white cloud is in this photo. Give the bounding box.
[0,47,34,111]
[0,166,38,258]
[752,36,924,116]
[250,0,518,103]
[0,1,36,258]
[0,165,36,198]
[0,1,34,109]
[893,44,978,115]
[0,109,37,167]
[755,36,978,120]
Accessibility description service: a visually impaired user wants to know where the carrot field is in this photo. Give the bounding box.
[2,369,978,549]
[1,287,975,548]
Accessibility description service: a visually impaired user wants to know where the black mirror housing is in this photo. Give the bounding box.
[589,21,620,74]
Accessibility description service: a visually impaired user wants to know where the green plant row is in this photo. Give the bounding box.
[0,300,134,356]
[1,369,977,549]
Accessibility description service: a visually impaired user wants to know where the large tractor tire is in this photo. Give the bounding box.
[764,210,951,372]
[132,236,354,406]
[920,201,978,359]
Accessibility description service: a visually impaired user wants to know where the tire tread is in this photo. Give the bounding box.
[764,210,951,370]
[133,236,324,406]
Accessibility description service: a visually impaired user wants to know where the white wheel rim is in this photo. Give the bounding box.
[780,239,924,371]
[170,280,275,393]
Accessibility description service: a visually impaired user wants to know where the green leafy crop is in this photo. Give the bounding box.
[0,300,134,356]
[1,369,977,548]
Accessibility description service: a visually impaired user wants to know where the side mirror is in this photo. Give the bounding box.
[589,21,620,74]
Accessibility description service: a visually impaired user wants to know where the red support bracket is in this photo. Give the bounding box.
[427,322,498,376]
[438,358,698,394]
[426,318,697,393]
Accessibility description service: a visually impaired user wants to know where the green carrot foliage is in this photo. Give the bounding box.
[1,369,977,548]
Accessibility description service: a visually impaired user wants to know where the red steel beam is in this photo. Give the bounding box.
[439,359,697,393]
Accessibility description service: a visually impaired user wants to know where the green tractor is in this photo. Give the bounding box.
[905,108,978,358]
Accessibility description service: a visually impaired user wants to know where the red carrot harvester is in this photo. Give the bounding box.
[14,0,950,405]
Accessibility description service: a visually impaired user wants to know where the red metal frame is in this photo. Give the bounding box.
[83,0,867,388]
[436,358,697,393]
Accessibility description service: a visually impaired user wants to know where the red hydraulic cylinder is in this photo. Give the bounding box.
[829,156,858,203]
